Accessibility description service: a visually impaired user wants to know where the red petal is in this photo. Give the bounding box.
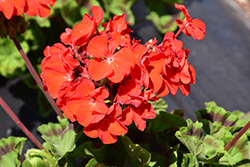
[25,0,52,17]
[72,15,95,46]
[40,69,69,98]
[84,122,100,138]
[108,32,121,54]
[107,48,135,83]
[149,70,163,93]
[189,64,196,84]
[37,0,55,6]
[73,79,95,96]
[156,82,169,97]
[140,103,156,119]
[90,87,109,100]
[88,58,113,81]
[179,83,190,96]
[165,80,179,96]
[119,106,133,126]
[133,108,146,131]
[12,0,26,16]
[180,61,191,84]
[87,35,108,58]
[60,28,73,45]
[99,119,117,144]
[107,117,127,136]
[92,6,103,25]
[75,101,93,126]
[0,1,14,19]
[98,129,117,144]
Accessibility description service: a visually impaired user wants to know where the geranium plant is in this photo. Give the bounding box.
[0,0,250,167]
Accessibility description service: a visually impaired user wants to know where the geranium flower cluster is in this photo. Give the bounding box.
[40,4,206,144]
[0,0,55,20]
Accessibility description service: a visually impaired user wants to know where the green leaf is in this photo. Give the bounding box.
[36,160,50,167]
[60,0,84,26]
[175,119,204,166]
[121,135,151,166]
[85,158,106,167]
[0,151,20,167]
[181,153,196,167]
[21,160,33,167]
[30,16,51,28]
[37,117,76,160]
[24,149,55,167]
[227,133,250,166]
[0,37,29,78]
[149,97,168,115]
[151,111,186,134]
[23,20,46,51]
[0,136,27,159]
[0,136,26,167]
[195,103,242,138]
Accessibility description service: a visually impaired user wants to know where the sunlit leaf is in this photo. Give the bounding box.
[85,158,106,167]
[0,136,26,167]
[0,37,29,78]
[37,117,76,160]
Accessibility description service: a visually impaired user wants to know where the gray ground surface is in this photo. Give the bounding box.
[1,0,250,149]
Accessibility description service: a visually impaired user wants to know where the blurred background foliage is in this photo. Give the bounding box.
[0,0,183,117]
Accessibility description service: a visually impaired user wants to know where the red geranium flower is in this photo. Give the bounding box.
[0,0,26,19]
[102,14,133,47]
[40,44,81,99]
[57,78,109,126]
[175,3,206,40]
[87,32,135,83]
[72,6,103,46]
[119,90,157,131]
[24,0,55,18]
[84,104,127,144]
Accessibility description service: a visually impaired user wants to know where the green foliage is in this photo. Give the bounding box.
[0,136,26,167]
[2,99,250,167]
[0,37,28,78]
[37,117,76,161]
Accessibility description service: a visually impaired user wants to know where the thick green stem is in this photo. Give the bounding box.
[0,96,46,151]
[12,37,64,119]
[224,120,250,151]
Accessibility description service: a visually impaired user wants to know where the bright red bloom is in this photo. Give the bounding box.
[0,0,26,19]
[87,32,135,83]
[102,14,133,47]
[24,0,55,18]
[144,52,166,94]
[119,90,157,131]
[84,104,127,144]
[72,6,103,46]
[56,78,109,126]
[114,75,142,106]
[60,28,74,46]
[175,3,206,40]
[40,44,81,99]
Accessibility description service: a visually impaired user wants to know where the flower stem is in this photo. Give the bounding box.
[224,120,250,151]
[12,37,64,119]
[0,96,46,151]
